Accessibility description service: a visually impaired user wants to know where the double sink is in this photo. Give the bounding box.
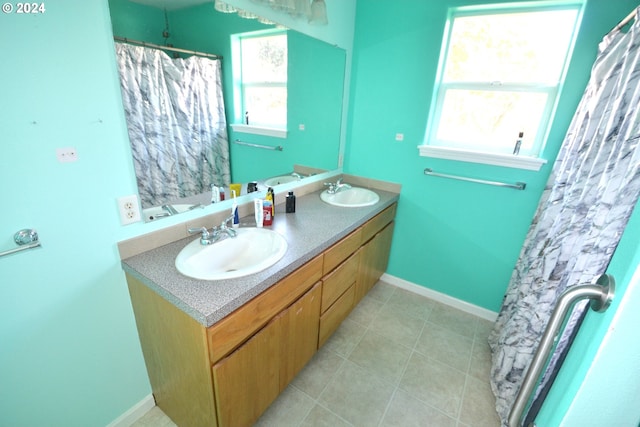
[175,185,380,281]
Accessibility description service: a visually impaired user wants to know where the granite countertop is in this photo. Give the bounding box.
[122,188,399,327]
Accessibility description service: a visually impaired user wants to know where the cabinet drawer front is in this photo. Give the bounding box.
[207,254,323,363]
[318,284,356,348]
[321,250,360,313]
[323,228,362,275]
[361,203,396,243]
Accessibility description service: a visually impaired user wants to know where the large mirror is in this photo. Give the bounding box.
[108,0,346,220]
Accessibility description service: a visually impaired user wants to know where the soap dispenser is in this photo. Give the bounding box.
[286,191,296,213]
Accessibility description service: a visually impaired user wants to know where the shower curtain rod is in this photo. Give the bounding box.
[114,36,222,60]
[612,7,637,32]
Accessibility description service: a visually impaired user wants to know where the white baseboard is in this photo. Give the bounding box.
[380,273,498,322]
[106,394,155,427]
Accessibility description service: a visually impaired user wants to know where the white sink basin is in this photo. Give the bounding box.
[263,174,302,186]
[320,187,380,207]
[175,228,288,281]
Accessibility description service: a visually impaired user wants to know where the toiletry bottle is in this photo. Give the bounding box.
[513,131,524,155]
[219,186,225,201]
[263,200,273,226]
[267,187,275,218]
[211,185,220,203]
[254,199,264,227]
[231,190,239,228]
[286,191,296,213]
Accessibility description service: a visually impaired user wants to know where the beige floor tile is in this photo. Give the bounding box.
[475,318,495,340]
[346,295,384,327]
[347,330,413,385]
[459,376,501,427]
[381,389,456,427]
[301,404,353,427]
[368,281,396,303]
[321,318,366,357]
[387,288,434,320]
[255,385,315,427]
[369,303,426,348]
[400,352,466,418]
[131,406,176,427]
[428,302,478,338]
[318,359,395,426]
[415,322,473,372]
[469,339,493,381]
[291,346,345,398]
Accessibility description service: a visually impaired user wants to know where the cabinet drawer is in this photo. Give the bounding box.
[361,203,396,243]
[318,284,356,348]
[207,254,323,363]
[321,250,360,313]
[323,228,362,275]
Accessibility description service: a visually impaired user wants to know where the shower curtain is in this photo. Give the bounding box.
[488,9,640,426]
[115,42,231,208]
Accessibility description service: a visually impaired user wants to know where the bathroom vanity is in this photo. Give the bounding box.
[119,178,399,427]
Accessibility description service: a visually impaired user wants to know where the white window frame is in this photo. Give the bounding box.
[231,29,288,139]
[419,1,584,171]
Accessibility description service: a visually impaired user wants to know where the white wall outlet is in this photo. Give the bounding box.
[298,123,305,131]
[395,133,404,142]
[117,195,141,225]
[56,147,78,163]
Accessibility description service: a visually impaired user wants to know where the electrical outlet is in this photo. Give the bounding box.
[117,195,141,225]
[395,133,404,142]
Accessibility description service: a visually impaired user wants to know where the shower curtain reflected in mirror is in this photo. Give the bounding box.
[488,9,640,426]
[115,42,231,208]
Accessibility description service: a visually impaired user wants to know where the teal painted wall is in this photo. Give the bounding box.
[345,0,640,311]
[109,0,345,184]
[0,1,151,426]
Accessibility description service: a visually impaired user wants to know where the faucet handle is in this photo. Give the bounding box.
[324,182,337,193]
[220,215,234,228]
[188,226,209,236]
[188,227,216,245]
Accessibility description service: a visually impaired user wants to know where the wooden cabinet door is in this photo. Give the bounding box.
[357,222,395,302]
[212,317,281,427]
[279,282,321,390]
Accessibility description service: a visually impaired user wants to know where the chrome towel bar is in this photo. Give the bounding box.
[508,273,615,427]
[234,139,283,151]
[424,168,526,190]
[0,229,41,258]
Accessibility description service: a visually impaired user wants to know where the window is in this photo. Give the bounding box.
[234,30,287,132]
[421,2,583,169]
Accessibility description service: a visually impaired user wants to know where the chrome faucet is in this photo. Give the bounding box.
[162,204,179,215]
[188,216,237,246]
[323,178,352,194]
[216,215,238,239]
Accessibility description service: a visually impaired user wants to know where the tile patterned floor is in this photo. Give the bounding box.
[132,281,501,427]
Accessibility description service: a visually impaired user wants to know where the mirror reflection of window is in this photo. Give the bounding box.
[237,30,288,129]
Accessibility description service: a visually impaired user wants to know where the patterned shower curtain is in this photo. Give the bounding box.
[488,9,640,426]
[115,42,231,208]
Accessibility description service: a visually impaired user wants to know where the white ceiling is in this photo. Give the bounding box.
[129,0,210,10]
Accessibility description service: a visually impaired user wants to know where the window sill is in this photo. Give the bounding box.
[418,145,547,171]
[230,124,287,139]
